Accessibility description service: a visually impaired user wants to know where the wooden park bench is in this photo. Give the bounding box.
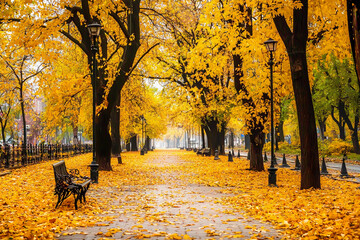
[197,148,211,156]
[52,160,91,210]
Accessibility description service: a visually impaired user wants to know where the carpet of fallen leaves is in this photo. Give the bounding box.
[0,150,360,239]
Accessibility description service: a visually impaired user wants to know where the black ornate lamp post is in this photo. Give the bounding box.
[264,38,278,186]
[88,21,102,183]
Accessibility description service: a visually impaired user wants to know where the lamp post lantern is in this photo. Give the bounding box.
[264,38,278,187]
[88,21,102,183]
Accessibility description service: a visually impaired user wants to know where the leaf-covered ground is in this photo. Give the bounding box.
[0,150,359,239]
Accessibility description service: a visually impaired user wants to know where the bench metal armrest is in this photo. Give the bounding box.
[69,168,90,180]
[68,168,80,176]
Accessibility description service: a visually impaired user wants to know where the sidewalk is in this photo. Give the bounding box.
[234,150,360,183]
[58,152,282,239]
[228,149,359,172]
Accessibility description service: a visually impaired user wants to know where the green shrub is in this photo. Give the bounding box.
[327,138,352,155]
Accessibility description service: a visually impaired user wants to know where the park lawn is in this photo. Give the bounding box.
[0,150,359,239]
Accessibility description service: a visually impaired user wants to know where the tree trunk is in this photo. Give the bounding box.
[274,0,320,189]
[20,85,27,160]
[201,126,206,148]
[111,96,121,156]
[73,125,79,144]
[126,141,131,151]
[331,105,346,140]
[219,128,225,155]
[204,120,226,155]
[230,131,234,148]
[249,131,265,171]
[318,118,326,140]
[1,121,6,144]
[278,120,285,142]
[351,125,360,154]
[205,124,218,156]
[146,136,151,150]
[96,112,112,171]
[289,52,320,189]
[340,102,360,154]
[347,0,360,86]
[130,134,138,151]
[275,125,279,151]
[245,134,250,150]
[339,101,346,140]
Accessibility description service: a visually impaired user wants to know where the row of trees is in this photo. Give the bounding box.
[1,0,360,190]
[142,0,359,189]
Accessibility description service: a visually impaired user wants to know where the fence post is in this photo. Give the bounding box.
[36,144,39,162]
[49,144,52,160]
[21,143,25,166]
[30,144,33,164]
[11,143,14,167]
[16,144,19,166]
[4,144,10,168]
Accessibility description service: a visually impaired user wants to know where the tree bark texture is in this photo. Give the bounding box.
[111,96,121,156]
[72,125,79,144]
[126,141,131,151]
[245,134,250,150]
[348,0,360,85]
[20,85,27,159]
[318,118,326,140]
[275,125,279,151]
[130,134,138,151]
[278,120,285,142]
[340,102,360,153]
[203,119,226,155]
[1,125,5,144]
[146,136,151,150]
[249,131,265,171]
[96,111,112,171]
[274,0,320,189]
[331,105,346,140]
[201,125,206,148]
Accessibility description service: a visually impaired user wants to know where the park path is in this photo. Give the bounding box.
[58,151,282,240]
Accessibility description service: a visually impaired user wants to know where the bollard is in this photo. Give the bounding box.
[340,154,350,178]
[280,153,290,168]
[228,151,233,162]
[118,155,122,164]
[320,157,330,175]
[237,150,240,158]
[292,155,301,171]
[214,149,220,160]
[264,152,268,162]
